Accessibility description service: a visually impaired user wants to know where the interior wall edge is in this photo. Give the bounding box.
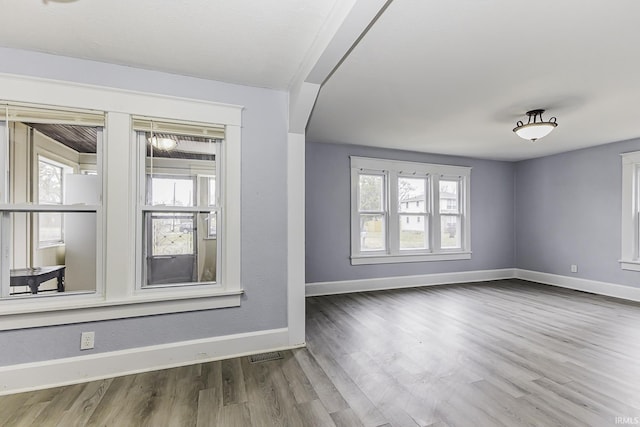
[0,327,299,396]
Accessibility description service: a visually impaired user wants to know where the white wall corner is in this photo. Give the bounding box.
[515,269,640,303]
[287,132,306,346]
[287,0,390,133]
[0,328,300,396]
[288,82,320,134]
[305,269,517,297]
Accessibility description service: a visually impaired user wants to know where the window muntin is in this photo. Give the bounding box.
[136,120,221,289]
[0,104,103,299]
[351,156,470,264]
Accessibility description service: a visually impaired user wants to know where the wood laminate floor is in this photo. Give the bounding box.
[1,279,640,426]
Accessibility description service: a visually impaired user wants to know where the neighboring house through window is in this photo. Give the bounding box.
[351,156,471,265]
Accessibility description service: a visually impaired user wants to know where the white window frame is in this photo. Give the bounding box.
[620,150,640,271]
[0,74,242,330]
[350,156,471,265]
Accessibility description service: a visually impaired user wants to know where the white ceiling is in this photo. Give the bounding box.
[307,0,640,160]
[2,0,640,161]
[0,0,339,90]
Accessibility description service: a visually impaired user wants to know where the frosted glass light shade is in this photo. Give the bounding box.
[513,122,557,141]
[149,136,177,150]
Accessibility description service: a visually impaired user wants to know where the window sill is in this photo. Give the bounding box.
[38,242,65,249]
[0,288,243,330]
[619,260,640,271]
[351,251,471,265]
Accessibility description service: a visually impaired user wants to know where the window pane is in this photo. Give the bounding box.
[144,212,217,286]
[398,178,426,213]
[149,213,194,256]
[359,214,385,251]
[441,216,461,248]
[208,212,217,237]
[359,174,383,211]
[400,215,427,250]
[38,159,70,246]
[144,130,216,208]
[440,180,459,214]
[39,212,63,244]
[38,160,62,204]
[4,212,97,297]
[209,177,216,206]
[149,177,194,206]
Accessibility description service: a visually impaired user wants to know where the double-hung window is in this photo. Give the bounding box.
[134,118,223,289]
[0,74,242,330]
[620,150,640,270]
[351,156,471,265]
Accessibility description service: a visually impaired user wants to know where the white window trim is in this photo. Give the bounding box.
[0,73,243,330]
[620,151,640,271]
[350,156,471,265]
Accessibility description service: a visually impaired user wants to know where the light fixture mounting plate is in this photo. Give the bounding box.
[526,109,545,117]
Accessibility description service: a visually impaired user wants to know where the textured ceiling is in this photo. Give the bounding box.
[0,0,339,89]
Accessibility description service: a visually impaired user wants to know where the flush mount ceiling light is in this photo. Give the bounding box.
[149,136,177,151]
[513,109,558,142]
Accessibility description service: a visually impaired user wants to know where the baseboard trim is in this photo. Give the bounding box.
[305,268,517,297]
[0,327,301,396]
[515,269,640,303]
[305,268,640,303]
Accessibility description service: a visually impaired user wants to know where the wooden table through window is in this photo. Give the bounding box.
[10,266,65,294]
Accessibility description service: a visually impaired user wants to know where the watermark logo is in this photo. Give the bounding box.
[615,416,640,425]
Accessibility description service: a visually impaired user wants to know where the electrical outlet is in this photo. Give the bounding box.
[80,331,95,350]
[570,264,578,273]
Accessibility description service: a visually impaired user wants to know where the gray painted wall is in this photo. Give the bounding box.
[305,142,516,283]
[0,48,289,366]
[515,137,640,288]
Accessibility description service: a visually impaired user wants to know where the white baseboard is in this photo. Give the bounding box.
[515,269,640,303]
[0,327,301,396]
[305,268,517,297]
[306,268,640,303]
